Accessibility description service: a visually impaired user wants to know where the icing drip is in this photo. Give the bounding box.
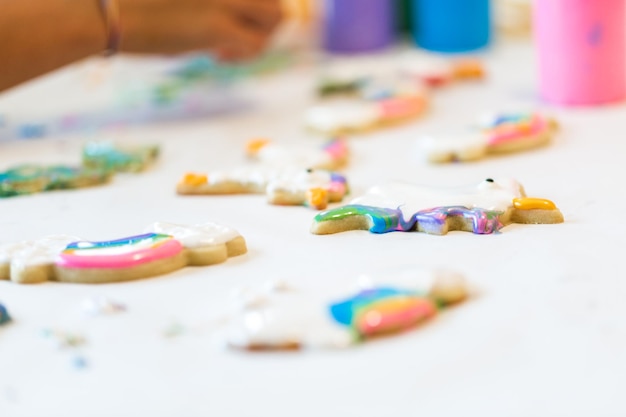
[329,287,438,338]
[314,204,503,234]
[56,233,183,269]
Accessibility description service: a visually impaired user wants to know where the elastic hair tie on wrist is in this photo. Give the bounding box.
[99,0,121,56]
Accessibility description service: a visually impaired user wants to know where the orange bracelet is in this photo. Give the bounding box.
[99,0,121,56]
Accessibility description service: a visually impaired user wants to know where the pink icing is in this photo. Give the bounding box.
[325,140,349,161]
[486,115,548,146]
[378,97,426,120]
[56,239,183,269]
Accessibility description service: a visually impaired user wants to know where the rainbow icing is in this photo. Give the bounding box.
[322,138,349,163]
[314,204,503,234]
[329,287,438,338]
[485,113,550,146]
[56,233,183,269]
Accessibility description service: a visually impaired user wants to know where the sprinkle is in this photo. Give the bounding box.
[0,303,11,326]
[162,322,186,339]
[18,123,46,139]
[71,355,88,370]
[81,296,126,316]
[41,328,86,349]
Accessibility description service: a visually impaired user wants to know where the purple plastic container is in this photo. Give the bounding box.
[323,0,395,53]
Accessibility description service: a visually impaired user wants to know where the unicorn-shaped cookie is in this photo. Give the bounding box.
[311,178,563,235]
[177,138,350,209]
[0,222,246,284]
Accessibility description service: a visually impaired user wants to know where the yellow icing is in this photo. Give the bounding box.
[307,187,328,210]
[513,197,556,210]
[452,59,484,79]
[181,173,208,186]
[246,139,271,156]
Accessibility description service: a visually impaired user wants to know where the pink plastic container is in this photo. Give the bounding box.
[534,0,626,105]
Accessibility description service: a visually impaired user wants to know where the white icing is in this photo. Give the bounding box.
[206,166,340,196]
[68,237,169,256]
[418,134,488,161]
[0,241,31,264]
[254,142,338,170]
[266,169,335,194]
[306,100,380,132]
[400,55,454,81]
[81,296,126,316]
[227,289,352,349]
[2,235,80,273]
[350,178,525,219]
[147,222,240,248]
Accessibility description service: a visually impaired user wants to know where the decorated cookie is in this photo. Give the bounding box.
[311,178,564,235]
[419,113,558,163]
[0,164,111,198]
[307,76,429,135]
[0,303,11,325]
[401,56,485,87]
[226,270,468,350]
[177,138,350,209]
[245,137,348,170]
[0,222,246,284]
[82,142,159,173]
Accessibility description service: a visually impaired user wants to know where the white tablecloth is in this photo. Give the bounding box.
[1,40,625,417]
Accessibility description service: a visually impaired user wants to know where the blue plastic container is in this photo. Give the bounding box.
[412,0,491,52]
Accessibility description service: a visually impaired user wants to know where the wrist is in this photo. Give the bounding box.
[98,0,121,55]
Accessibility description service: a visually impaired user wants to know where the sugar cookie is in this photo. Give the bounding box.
[0,222,246,284]
[311,178,563,235]
[177,138,350,209]
[0,165,111,198]
[401,56,485,87]
[226,270,468,350]
[419,113,558,163]
[307,76,429,135]
[82,142,159,173]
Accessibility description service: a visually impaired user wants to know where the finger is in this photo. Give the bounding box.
[209,13,268,57]
[216,0,284,31]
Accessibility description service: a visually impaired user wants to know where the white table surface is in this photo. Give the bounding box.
[1,39,626,417]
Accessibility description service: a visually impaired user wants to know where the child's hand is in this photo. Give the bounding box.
[120,0,284,60]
